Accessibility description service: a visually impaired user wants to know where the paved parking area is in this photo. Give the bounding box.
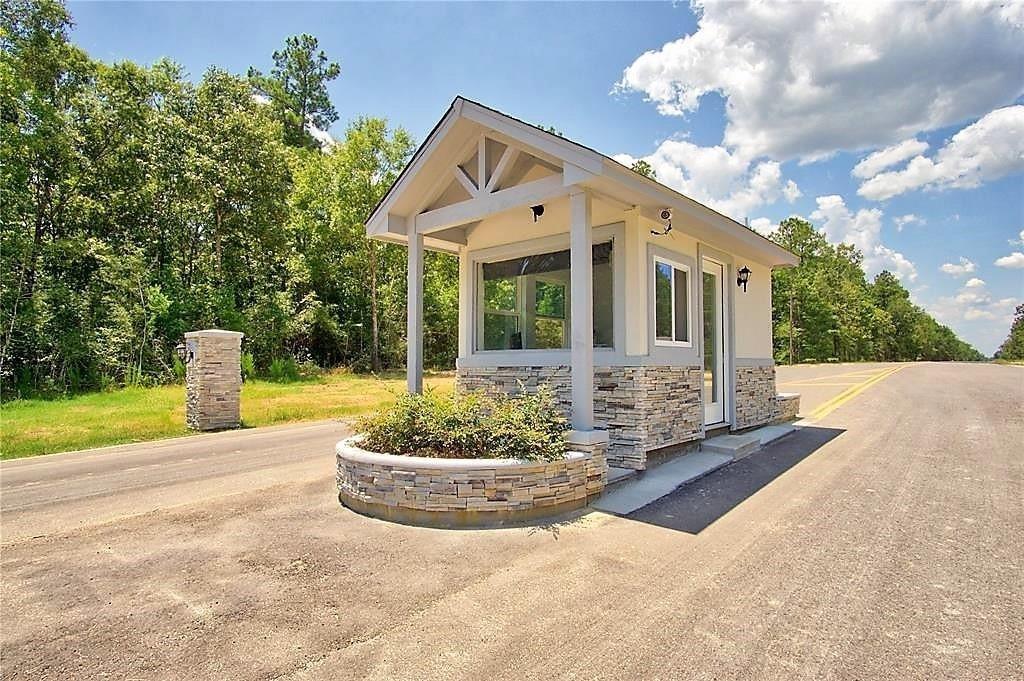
[2,362,1021,679]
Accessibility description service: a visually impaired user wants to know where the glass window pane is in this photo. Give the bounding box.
[673,268,689,342]
[593,252,614,348]
[484,278,516,312]
[703,271,718,402]
[484,313,520,350]
[655,261,673,340]
[535,281,565,318]
[534,318,565,349]
[478,242,614,351]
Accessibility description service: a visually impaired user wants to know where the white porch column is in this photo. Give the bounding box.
[407,230,424,393]
[569,189,594,431]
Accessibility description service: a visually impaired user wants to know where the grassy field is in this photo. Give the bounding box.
[0,371,454,460]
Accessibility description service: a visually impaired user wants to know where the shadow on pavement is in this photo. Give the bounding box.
[626,425,845,535]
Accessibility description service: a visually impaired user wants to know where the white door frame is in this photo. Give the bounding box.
[702,255,729,427]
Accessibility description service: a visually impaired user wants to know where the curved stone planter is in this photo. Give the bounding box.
[336,437,607,528]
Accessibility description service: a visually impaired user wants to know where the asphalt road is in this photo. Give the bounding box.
[1,362,1022,679]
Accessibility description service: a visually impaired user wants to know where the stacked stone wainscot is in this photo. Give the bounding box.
[336,437,607,528]
[456,365,703,470]
[733,363,778,430]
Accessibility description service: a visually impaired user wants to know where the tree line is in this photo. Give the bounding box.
[1,1,984,400]
[769,218,983,363]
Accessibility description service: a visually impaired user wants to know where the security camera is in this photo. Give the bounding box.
[659,208,673,222]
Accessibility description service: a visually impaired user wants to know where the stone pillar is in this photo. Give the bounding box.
[184,329,243,431]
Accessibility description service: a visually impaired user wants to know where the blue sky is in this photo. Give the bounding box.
[69,1,1024,354]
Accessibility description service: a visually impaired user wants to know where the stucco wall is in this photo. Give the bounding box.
[733,260,774,359]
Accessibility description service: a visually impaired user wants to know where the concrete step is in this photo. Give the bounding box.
[700,433,760,459]
[592,451,733,516]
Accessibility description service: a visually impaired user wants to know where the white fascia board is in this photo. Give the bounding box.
[601,159,800,267]
[365,100,464,235]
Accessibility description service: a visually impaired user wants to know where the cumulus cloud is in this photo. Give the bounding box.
[853,139,930,179]
[893,214,925,231]
[811,195,917,282]
[930,278,1018,324]
[613,141,802,221]
[995,252,1024,269]
[748,217,776,236]
[616,1,1024,161]
[939,257,977,277]
[857,106,1024,200]
[1009,229,1024,247]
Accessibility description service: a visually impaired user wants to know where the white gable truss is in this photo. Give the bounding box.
[367,97,798,268]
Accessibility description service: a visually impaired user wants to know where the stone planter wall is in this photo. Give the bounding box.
[336,438,607,528]
[775,393,801,422]
[456,365,703,470]
[734,363,778,430]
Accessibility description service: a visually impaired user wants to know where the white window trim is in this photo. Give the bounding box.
[653,255,693,348]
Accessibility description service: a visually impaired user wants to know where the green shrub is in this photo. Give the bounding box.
[357,387,569,462]
[268,356,300,383]
[240,352,256,382]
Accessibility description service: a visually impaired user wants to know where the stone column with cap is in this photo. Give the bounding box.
[184,329,244,431]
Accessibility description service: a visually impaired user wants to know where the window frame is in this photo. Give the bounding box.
[652,255,693,348]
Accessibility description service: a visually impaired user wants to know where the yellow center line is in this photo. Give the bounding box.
[803,365,907,421]
[782,378,864,385]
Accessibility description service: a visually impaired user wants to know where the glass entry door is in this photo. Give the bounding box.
[703,258,727,426]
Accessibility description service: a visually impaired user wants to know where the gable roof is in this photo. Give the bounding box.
[367,96,799,267]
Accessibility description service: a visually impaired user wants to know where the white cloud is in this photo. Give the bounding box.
[995,251,1024,269]
[614,141,801,221]
[853,139,930,179]
[931,278,1018,325]
[616,1,1024,161]
[857,106,1024,200]
[749,217,776,236]
[810,195,917,282]
[939,257,977,277]
[893,214,925,231]
[1009,229,1024,247]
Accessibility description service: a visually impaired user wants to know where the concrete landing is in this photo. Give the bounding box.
[592,423,800,516]
[592,451,733,516]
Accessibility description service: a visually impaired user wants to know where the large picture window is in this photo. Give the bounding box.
[654,256,691,346]
[478,242,613,351]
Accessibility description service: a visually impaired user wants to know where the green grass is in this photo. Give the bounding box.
[0,370,454,460]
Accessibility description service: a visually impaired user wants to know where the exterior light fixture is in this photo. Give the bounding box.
[175,342,193,364]
[737,265,752,292]
[530,204,545,222]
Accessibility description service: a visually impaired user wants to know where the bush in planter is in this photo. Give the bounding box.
[357,387,569,462]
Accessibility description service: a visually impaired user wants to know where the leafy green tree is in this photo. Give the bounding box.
[248,34,340,148]
[995,304,1024,360]
[630,159,657,180]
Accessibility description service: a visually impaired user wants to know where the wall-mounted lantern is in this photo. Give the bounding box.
[737,265,752,293]
[175,342,193,364]
[530,204,545,222]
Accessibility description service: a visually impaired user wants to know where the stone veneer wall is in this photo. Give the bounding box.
[456,366,702,470]
[734,363,778,430]
[185,330,243,431]
[336,438,606,527]
[775,393,800,422]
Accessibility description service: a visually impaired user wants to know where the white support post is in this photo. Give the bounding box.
[407,230,424,393]
[569,189,594,432]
